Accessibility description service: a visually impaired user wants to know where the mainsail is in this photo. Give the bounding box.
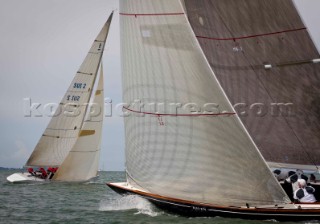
[26,12,113,167]
[53,64,104,181]
[184,0,320,171]
[120,0,290,207]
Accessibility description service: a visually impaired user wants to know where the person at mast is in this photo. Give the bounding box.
[293,179,316,203]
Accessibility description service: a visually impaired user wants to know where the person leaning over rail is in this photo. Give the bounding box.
[293,179,316,203]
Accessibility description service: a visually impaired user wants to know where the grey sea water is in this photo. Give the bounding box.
[0,170,318,224]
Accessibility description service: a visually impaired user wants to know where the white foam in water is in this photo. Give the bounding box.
[99,195,162,217]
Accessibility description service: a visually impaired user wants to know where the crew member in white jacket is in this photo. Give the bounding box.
[293,179,316,203]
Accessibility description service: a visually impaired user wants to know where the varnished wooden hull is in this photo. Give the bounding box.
[107,182,320,221]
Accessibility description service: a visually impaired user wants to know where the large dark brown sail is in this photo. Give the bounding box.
[184,0,320,169]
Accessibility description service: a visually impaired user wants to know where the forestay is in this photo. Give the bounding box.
[184,0,320,171]
[120,0,290,207]
[53,64,104,181]
[26,13,113,167]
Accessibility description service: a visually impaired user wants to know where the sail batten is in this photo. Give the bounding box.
[26,13,113,167]
[121,0,290,207]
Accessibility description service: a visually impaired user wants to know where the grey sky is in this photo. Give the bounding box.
[0,0,319,170]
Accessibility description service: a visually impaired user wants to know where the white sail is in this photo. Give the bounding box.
[53,64,104,181]
[26,12,113,167]
[120,0,290,207]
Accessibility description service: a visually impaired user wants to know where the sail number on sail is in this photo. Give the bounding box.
[67,95,80,101]
[66,82,87,101]
[73,83,87,89]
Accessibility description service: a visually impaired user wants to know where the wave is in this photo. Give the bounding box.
[99,195,162,217]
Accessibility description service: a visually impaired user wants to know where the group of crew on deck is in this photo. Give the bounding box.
[27,167,59,180]
[273,169,317,203]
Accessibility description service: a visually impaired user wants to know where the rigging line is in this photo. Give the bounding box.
[123,106,235,117]
[196,27,306,41]
[209,6,318,170]
[126,170,148,191]
[119,12,184,17]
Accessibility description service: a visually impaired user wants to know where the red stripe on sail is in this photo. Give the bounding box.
[196,27,306,41]
[123,107,236,117]
[120,12,185,17]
